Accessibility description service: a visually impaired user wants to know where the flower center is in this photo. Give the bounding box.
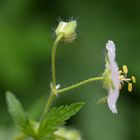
[119,65,136,92]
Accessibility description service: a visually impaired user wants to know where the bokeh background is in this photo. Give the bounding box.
[0,0,140,139]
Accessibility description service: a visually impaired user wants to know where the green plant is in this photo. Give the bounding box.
[6,19,136,140]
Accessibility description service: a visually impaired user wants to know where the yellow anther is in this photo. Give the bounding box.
[123,65,128,74]
[128,83,132,92]
[119,70,123,74]
[132,76,136,83]
[119,75,124,80]
[119,65,135,92]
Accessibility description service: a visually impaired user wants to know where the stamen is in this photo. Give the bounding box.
[119,75,124,80]
[119,65,136,92]
[123,65,128,74]
[128,83,132,92]
[132,76,136,83]
[119,70,123,74]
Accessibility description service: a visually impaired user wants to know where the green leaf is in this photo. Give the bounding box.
[97,96,107,105]
[38,102,85,138]
[6,91,36,136]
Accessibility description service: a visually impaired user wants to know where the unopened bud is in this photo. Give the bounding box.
[55,20,77,42]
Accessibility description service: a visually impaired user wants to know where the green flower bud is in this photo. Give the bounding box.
[55,20,77,42]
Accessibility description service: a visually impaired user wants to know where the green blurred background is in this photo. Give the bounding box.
[0,0,140,139]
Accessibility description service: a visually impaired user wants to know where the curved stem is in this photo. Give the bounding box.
[51,34,63,88]
[41,35,63,117]
[58,76,104,94]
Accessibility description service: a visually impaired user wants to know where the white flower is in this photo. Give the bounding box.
[104,40,136,114]
[105,40,120,114]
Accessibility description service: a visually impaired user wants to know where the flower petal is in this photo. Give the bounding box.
[106,40,116,62]
[107,88,119,113]
[106,40,120,114]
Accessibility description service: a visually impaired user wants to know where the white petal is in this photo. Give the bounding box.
[106,40,115,52]
[106,40,120,114]
[106,40,116,61]
[107,88,119,114]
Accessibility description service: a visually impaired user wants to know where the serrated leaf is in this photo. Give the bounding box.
[38,102,85,138]
[6,91,36,136]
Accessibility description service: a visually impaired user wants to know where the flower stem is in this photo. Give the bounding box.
[58,76,104,94]
[42,34,63,116]
[51,34,63,88]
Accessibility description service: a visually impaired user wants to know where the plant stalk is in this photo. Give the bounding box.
[58,76,104,94]
[51,34,63,88]
[42,34,63,117]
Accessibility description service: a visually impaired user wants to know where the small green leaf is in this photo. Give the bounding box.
[6,91,36,136]
[38,102,85,138]
[97,96,107,105]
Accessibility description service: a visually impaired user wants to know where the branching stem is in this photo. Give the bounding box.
[42,34,63,117]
